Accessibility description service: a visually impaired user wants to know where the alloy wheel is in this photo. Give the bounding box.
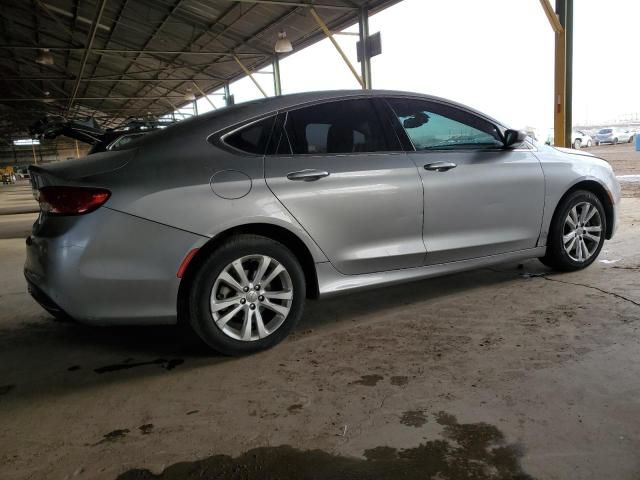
[209,255,293,341]
[563,202,602,262]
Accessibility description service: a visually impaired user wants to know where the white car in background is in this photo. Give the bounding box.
[572,130,592,149]
[544,129,593,149]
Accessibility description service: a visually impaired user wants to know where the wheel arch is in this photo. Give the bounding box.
[177,223,320,324]
[552,180,614,240]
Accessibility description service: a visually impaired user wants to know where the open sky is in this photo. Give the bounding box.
[187,0,640,134]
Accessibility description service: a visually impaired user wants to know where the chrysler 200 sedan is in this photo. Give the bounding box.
[25,90,620,355]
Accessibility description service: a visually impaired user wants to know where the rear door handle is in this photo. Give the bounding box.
[424,162,457,172]
[286,169,330,181]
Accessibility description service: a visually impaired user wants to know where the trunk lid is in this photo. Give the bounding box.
[29,149,136,188]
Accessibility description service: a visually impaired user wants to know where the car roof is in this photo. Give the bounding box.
[129,90,509,150]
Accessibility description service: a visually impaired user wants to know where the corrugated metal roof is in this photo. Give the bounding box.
[0,0,402,140]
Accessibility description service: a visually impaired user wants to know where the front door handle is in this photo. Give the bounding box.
[424,161,457,172]
[286,169,330,181]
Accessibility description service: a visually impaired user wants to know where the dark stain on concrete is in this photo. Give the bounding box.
[186,410,199,416]
[117,413,533,480]
[390,375,409,386]
[95,429,129,445]
[139,424,154,435]
[0,384,15,395]
[400,410,428,428]
[94,358,184,374]
[67,365,81,372]
[287,404,303,414]
[351,374,384,386]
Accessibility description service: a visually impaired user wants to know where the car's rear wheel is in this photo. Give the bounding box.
[587,140,592,147]
[188,235,305,355]
[540,190,606,271]
[613,137,618,145]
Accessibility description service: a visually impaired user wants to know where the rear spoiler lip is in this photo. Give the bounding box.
[27,148,137,189]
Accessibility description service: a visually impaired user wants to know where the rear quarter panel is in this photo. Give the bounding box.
[94,128,329,264]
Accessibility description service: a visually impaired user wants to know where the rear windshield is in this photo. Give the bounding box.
[598,128,612,134]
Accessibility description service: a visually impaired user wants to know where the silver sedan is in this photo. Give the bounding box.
[25,90,621,354]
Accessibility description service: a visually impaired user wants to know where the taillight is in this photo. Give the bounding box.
[37,186,111,215]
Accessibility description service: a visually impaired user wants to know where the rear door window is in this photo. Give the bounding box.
[278,98,399,155]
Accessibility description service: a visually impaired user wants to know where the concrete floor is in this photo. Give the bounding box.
[1,144,639,480]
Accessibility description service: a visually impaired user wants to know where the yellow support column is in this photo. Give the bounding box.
[554,28,567,147]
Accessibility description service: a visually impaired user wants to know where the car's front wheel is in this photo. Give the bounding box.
[574,139,582,149]
[188,235,305,355]
[540,190,606,271]
[587,140,592,147]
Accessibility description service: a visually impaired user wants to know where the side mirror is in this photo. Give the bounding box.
[503,129,527,148]
[403,112,430,129]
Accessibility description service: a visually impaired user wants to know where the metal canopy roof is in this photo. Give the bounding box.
[0,0,401,140]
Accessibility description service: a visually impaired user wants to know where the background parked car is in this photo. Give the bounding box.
[544,129,593,149]
[595,127,634,145]
[572,130,592,149]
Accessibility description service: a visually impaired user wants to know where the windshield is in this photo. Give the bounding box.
[598,128,612,134]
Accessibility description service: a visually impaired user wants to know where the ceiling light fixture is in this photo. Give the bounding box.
[274,31,293,53]
[35,48,54,65]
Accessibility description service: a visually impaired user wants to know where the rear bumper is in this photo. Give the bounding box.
[24,207,206,325]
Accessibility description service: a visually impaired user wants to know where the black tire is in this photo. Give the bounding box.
[188,234,306,355]
[613,138,618,145]
[628,135,634,144]
[574,139,581,149]
[540,190,606,271]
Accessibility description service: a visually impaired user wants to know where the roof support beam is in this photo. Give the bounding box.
[233,55,268,97]
[309,7,363,88]
[0,46,264,57]
[66,0,108,115]
[191,81,217,110]
[229,0,356,10]
[539,0,564,34]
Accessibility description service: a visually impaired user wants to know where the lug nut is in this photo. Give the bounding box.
[243,286,249,292]
[240,298,246,304]
[258,295,264,301]
[255,285,261,290]
[250,303,256,310]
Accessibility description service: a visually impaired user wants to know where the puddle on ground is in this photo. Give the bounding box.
[117,412,533,480]
[351,374,384,386]
[400,410,428,427]
[390,375,409,386]
[94,429,129,445]
[139,424,154,435]
[94,358,184,374]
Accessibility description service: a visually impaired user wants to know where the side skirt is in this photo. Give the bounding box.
[316,247,547,298]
